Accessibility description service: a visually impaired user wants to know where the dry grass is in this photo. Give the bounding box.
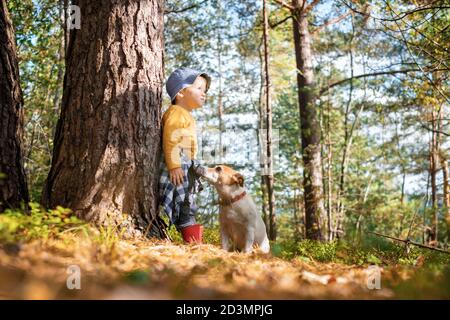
[0,228,402,300]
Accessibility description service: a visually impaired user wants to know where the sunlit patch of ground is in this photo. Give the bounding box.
[0,232,446,299]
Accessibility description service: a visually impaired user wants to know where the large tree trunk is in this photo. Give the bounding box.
[42,0,166,238]
[0,2,30,211]
[292,0,324,240]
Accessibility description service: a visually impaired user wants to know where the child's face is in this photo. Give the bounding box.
[176,76,207,110]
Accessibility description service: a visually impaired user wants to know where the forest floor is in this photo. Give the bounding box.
[1,228,449,300]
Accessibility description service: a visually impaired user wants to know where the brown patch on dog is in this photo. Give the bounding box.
[232,173,244,187]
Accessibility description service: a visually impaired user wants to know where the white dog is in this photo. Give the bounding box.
[199,165,270,253]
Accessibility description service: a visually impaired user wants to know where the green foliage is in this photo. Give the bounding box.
[274,235,450,268]
[93,223,126,249]
[8,0,64,201]
[274,239,338,263]
[159,214,183,244]
[166,225,183,244]
[0,202,86,243]
[350,198,424,243]
[203,224,221,246]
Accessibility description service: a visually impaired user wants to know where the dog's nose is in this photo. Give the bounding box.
[194,165,206,176]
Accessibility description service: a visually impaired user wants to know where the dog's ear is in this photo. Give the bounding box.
[233,173,244,187]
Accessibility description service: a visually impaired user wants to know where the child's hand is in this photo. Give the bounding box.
[169,167,184,186]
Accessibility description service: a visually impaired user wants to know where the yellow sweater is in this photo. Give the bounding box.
[162,104,198,170]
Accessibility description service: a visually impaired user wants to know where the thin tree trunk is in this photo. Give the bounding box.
[400,171,406,204]
[355,174,373,243]
[397,176,407,238]
[217,0,224,163]
[326,94,333,241]
[53,0,66,119]
[42,0,166,238]
[441,156,450,241]
[429,107,440,244]
[436,105,443,243]
[0,1,30,211]
[257,37,269,229]
[292,0,324,240]
[50,39,65,141]
[293,189,299,237]
[335,16,356,240]
[324,41,334,242]
[293,188,303,239]
[263,0,276,241]
[62,0,69,57]
[394,113,408,236]
[423,166,430,244]
[319,88,328,240]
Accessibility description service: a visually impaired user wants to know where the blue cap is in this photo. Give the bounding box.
[166,67,211,103]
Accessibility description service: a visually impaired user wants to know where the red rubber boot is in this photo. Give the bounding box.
[180,224,203,244]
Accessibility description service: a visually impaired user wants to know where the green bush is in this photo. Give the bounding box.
[0,202,86,243]
[166,225,183,244]
[274,235,450,267]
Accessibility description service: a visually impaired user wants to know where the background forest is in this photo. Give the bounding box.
[7,0,449,245]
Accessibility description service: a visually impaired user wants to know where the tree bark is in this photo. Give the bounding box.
[0,1,30,211]
[263,0,276,241]
[291,0,324,240]
[42,0,166,238]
